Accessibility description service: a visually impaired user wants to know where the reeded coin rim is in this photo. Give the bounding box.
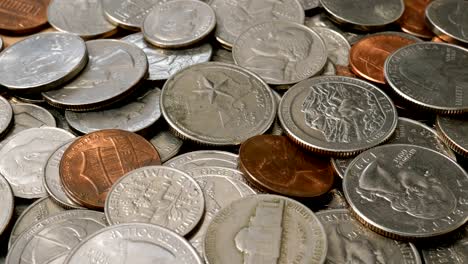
[435,115,468,157]
[425,0,468,45]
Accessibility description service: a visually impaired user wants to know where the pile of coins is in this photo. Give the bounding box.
[0,0,467,263]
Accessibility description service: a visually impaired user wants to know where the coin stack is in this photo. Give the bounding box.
[0,0,467,263]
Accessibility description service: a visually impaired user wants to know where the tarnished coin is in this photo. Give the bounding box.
[149,129,183,162]
[316,209,422,263]
[343,144,468,239]
[0,174,13,236]
[436,115,468,157]
[233,21,327,85]
[102,0,163,31]
[122,33,212,81]
[0,33,87,93]
[161,62,276,146]
[43,39,148,111]
[0,96,12,138]
[210,0,305,48]
[64,223,203,264]
[6,210,107,264]
[60,129,161,209]
[279,76,398,157]
[105,166,204,236]
[426,0,468,45]
[65,88,161,134]
[164,150,238,171]
[47,0,117,39]
[422,224,467,264]
[0,128,75,198]
[143,0,216,48]
[310,27,350,66]
[398,0,434,39]
[204,194,327,264]
[0,0,50,35]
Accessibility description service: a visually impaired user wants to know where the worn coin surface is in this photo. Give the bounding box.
[164,150,238,171]
[316,209,422,263]
[0,33,87,93]
[0,174,13,236]
[64,223,203,264]
[0,0,50,34]
[102,0,163,30]
[43,39,148,111]
[300,0,320,10]
[0,127,75,198]
[279,76,398,157]
[422,224,467,264]
[426,0,468,45]
[161,62,276,146]
[149,129,184,162]
[310,26,350,66]
[204,194,327,264]
[343,144,468,239]
[436,115,468,157]
[233,21,327,85]
[0,96,12,138]
[398,0,434,39]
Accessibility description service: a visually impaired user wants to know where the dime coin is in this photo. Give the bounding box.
[64,223,204,264]
[385,42,468,114]
[143,0,216,48]
[422,224,467,264]
[0,174,13,236]
[164,150,238,171]
[0,96,12,139]
[0,33,87,93]
[122,33,212,81]
[43,39,148,111]
[343,144,468,239]
[6,210,107,264]
[60,129,161,209]
[426,0,468,45]
[149,129,183,162]
[278,76,398,157]
[310,27,350,66]
[398,0,434,39]
[204,194,327,264]
[436,115,468,157]
[102,0,163,31]
[316,209,422,263]
[105,166,204,236]
[47,0,117,39]
[161,62,276,146]
[210,0,304,48]
[0,0,49,35]
[233,21,327,85]
[239,135,334,197]
[65,88,161,134]
[0,127,75,198]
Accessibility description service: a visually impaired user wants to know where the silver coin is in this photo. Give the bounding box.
[278,76,398,156]
[164,150,238,171]
[13,94,46,104]
[210,0,305,48]
[300,0,320,10]
[122,32,212,81]
[204,194,327,264]
[102,0,163,31]
[48,0,117,39]
[43,39,148,111]
[8,197,66,248]
[0,96,12,138]
[187,167,256,255]
[320,188,348,210]
[316,209,422,263]
[0,128,75,198]
[320,0,405,30]
[0,36,3,51]
[65,88,161,134]
[322,60,337,76]
[149,129,183,162]
[436,115,468,157]
[422,224,467,264]
[304,13,367,45]
[343,144,468,239]
[44,106,74,132]
[310,27,350,66]
[143,0,216,48]
[6,210,107,264]
[269,90,283,136]
[426,0,468,45]
[0,33,88,93]
[233,21,327,85]
[161,62,276,146]
[211,47,234,64]
[0,174,13,236]
[64,223,203,264]
[385,42,468,114]
[105,166,204,236]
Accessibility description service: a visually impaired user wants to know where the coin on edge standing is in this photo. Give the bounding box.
[164,150,238,171]
[149,129,184,163]
[0,174,13,236]
[425,0,468,45]
[436,115,468,157]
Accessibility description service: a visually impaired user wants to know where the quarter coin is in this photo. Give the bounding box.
[0,0,50,34]
[102,0,163,31]
[0,174,13,236]
[426,0,468,45]
[436,115,468,157]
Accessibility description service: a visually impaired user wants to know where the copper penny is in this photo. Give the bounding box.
[398,0,434,39]
[335,65,356,78]
[350,34,418,84]
[60,129,161,209]
[239,135,334,198]
[0,0,50,35]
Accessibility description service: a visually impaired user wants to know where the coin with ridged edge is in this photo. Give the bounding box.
[436,115,468,157]
[425,0,468,45]
[421,224,467,264]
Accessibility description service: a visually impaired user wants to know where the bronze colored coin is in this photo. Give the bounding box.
[335,65,356,78]
[0,0,50,35]
[398,0,434,39]
[60,129,161,209]
[239,135,334,198]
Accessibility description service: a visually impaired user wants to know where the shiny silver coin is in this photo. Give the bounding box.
[343,144,468,239]
[48,0,117,39]
[105,166,204,236]
[300,0,320,11]
[233,21,327,85]
[211,47,234,64]
[210,0,305,48]
[204,194,327,264]
[0,96,13,138]
[164,150,238,171]
[316,209,422,263]
[0,33,87,93]
[65,88,161,134]
[149,129,183,162]
[422,224,467,264]
[320,0,405,30]
[161,62,276,146]
[278,76,397,157]
[122,33,212,81]
[0,174,13,236]
[64,223,203,264]
[0,36,3,51]
[0,128,75,198]
[43,39,148,111]
[143,0,216,48]
[6,210,107,264]
[385,42,468,114]
[310,27,351,66]
[426,0,468,45]
[102,0,162,31]
[304,13,367,45]
[436,115,468,157]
